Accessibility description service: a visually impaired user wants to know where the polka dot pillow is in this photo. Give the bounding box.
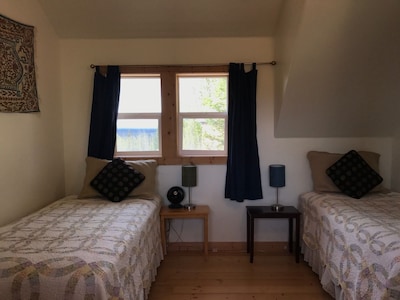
[326,150,383,199]
[90,158,145,202]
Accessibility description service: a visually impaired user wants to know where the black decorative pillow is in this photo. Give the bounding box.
[90,158,145,202]
[326,150,383,199]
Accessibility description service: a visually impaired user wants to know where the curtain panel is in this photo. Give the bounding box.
[87,66,121,160]
[225,63,263,202]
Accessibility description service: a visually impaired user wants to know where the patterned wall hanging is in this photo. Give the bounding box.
[0,14,39,112]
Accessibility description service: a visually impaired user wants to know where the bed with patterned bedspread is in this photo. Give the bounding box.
[299,191,400,300]
[0,195,163,300]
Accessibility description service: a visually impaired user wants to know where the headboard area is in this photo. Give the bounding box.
[307,150,384,199]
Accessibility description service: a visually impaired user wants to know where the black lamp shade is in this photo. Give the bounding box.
[182,165,197,187]
[269,164,285,188]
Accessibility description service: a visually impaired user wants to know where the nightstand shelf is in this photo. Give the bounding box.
[246,205,301,263]
[160,205,209,255]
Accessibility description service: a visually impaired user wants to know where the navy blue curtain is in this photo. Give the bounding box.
[87,66,121,159]
[225,63,263,202]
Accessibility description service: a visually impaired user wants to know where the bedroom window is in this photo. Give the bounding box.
[177,74,227,157]
[115,65,228,165]
[116,75,162,157]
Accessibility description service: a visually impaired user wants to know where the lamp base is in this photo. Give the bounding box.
[168,203,183,209]
[271,204,284,212]
[184,204,196,211]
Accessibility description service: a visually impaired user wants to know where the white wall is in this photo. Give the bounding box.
[0,0,65,226]
[60,37,392,242]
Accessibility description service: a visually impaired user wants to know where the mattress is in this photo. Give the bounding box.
[0,195,163,300]
[299,191,400,300]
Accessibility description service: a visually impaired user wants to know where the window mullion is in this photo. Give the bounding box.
[179,112,227,118]
[160,71,179,164]
[118,113,160,119]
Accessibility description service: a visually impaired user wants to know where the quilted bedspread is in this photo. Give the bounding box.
[300,191,400,300]
[0,195,163,300]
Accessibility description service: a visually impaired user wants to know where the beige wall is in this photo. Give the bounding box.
[274,0,305,129]
[0,1,65,226]
[274,0,400,138]
[60,38,392,242]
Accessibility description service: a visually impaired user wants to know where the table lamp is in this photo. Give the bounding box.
[182,165,197,210]
[269,164,285,211]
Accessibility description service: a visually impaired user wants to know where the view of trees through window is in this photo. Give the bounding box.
[179,76,227,152]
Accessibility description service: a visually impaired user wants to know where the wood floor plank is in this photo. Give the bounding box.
[148,253,332,300]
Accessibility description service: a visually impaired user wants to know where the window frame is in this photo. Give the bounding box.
[177,73,228,157]
[116,65,229,165]
[116,74,163,157]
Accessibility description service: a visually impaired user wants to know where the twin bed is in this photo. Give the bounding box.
[301,150,400,299]
[0,157,163,299]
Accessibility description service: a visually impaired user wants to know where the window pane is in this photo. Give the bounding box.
[179,76,227,113]
[182,118,225,151]
[116,119,159,151]
[119,77,161,113]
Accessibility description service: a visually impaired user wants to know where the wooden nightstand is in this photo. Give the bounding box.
[246,206,301,263]
[160,205,209,255]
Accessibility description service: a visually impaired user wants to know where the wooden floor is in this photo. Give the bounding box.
[148,252,332,300]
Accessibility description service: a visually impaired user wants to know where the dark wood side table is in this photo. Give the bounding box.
[246,206,301,263]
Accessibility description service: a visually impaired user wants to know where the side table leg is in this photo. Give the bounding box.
[246,211,250,253]
[160,216,166,255]
[250,216,254,263]
[295,215,300,263]
[204,215,209,255]
[288,218,293,253]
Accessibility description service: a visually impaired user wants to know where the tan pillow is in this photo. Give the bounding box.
[78,157,157,199]
[307,150,383,193]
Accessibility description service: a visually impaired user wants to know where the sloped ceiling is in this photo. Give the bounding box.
[275,0,400,137]
[37,0,283,38]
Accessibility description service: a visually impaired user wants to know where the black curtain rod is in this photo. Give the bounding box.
[89,61,276,69]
